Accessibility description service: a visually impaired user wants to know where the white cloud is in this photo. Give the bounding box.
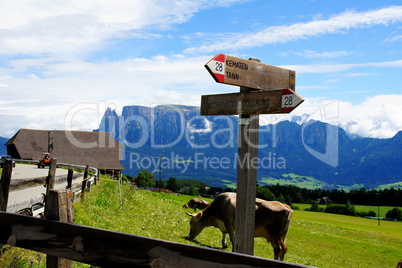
[0,55,221,137]
[0,0,247,57]
[285,95,402,139]
[1,53,402,139]
[338,95,402,138]
[185,6,402,53]
[293,50,351,59]
[385,34,402,43]
[282,59,402,74]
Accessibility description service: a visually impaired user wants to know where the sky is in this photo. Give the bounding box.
[1,0,402,139]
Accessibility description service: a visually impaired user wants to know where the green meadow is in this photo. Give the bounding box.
[1,178,401,267]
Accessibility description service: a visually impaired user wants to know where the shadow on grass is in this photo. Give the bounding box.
[182,236,225,250]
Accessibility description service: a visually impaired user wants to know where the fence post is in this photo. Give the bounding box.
[45,158,57,199]
[94,169,98,185]
[44,189,74,268]
[81,165,89,201]
[0,159,13,256]
[43,158,67,268]
[0,159,13,212]
[66,168,73,190]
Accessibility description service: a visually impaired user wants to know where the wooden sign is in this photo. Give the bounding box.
[201,88,303,116]
[205,54,296,91]
[202,55,302,256]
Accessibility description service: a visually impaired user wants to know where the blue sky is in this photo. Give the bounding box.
[1,0,402,138]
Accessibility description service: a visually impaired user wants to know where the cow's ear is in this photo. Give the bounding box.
[186,212,195,217]
[195,212,203,221]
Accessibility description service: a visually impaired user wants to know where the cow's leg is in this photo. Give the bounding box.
[267,237,281,260]
[279,240,287,261]
[221,232,228,249]
[225,225,235,252]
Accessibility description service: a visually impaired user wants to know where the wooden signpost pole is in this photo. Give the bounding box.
[234,82,260,254]
[203,54,302,256]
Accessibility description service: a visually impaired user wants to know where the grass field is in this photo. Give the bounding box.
[294,203,398,217]
[1,178,401,267]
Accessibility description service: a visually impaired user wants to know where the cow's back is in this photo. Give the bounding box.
[254,200,292,240]
[203,193,236,227]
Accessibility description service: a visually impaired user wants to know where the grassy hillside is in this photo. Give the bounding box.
[1,178,401,267]
[75,179,402,267]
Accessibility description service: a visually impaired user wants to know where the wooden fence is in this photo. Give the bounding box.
[6,162,96,216]
[1,159,309,268]
[0,212,308,268]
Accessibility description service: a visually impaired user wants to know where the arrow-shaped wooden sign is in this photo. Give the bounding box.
[201,88,304,116]
[205,54,296,91]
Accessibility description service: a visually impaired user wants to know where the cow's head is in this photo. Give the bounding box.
[185,211,204,240]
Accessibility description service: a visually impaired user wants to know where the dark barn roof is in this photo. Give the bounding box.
[6,129,124,171]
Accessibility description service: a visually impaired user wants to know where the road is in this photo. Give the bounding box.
[11,163,69,180]
[7,164,84,210]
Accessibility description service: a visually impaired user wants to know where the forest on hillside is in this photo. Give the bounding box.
[126,173,402,208]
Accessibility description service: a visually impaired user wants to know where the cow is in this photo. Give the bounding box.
[183,198,210,211]
[185,192,293,261]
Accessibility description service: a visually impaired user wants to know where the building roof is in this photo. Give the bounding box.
[6,129,124,171]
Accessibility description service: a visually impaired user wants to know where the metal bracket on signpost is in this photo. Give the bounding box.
[239,118,250,125]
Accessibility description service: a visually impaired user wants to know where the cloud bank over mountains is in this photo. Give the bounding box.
[0,2,401,139]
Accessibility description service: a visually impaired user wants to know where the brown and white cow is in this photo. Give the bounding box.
[183,198,210,211]
[185,192,292,261]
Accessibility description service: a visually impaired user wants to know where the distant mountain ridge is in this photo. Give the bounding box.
[98,104,398,189]
[0,137,8,155]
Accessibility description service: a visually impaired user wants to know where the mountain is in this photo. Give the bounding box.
[0,137,9,155]
[96,105,402,189]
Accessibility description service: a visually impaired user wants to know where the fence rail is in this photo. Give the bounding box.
[0,212,307,268]
[6,162,97,216]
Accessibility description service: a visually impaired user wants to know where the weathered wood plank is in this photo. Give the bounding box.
[80,165,89,201]
[205,54,296,91]
[0,212,307,268]
[0,159,13,212]
[45,158,58,199]
[45,190,74,268]
[234,78,260,255]
[67,168,73,190]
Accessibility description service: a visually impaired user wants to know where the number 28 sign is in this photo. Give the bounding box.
[201,88,304,116]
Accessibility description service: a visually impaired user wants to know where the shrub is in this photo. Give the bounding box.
[356,210,376,218]
[325,204,346,215]
[306,202,324,212]
[386,207,402,221]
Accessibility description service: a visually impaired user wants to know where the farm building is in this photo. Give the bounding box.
[5,129,124,173]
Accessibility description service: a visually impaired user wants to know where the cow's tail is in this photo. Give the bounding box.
[279,207,293,258]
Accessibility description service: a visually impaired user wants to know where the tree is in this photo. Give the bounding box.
[276,193,286,204]
[256,187,275,201]
[184,186,198,196]
[344,200,356,216]
[137,170,155,188]
[386,207,402,221]
[167,177,179,192]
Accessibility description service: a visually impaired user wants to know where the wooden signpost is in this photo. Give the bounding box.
[201,88,303,116]
[202,54,303,256]
[204,53,296,91]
